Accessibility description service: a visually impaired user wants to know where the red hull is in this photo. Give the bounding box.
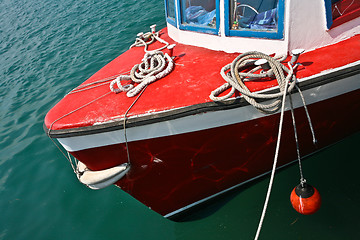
[71,89,359,216]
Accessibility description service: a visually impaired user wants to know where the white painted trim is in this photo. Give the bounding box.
[167,23,288,54]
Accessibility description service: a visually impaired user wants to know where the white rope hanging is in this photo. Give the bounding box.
[210,51,318,239]
[254,62,294,240]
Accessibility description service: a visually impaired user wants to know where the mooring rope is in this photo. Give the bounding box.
[109,28,174,167]
[288,93,306,185]
[48,27,174,176]
[210,51,317,239]
[252,62,317,239]
[130,32,156,49]
[109,50,174,97]
[210,51,296,114]
[70,71,130,94]
[129,30,170,53]
[253,61,296,240]
[110,28,174,97]
[122,85,148,166]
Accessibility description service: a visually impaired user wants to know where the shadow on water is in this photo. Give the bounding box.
[170,167,288,222]
[170,182,258,222]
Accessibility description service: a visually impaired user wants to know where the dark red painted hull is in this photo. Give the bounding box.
[71,89,359,216]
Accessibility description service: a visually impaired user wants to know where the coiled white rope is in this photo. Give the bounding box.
[109,50,174,97]
[210,51,296,114]
[128,51,174,97]
[110,26,174,97]
[109,75,134,93]
[130,32,156,49]
[129,31,169,53]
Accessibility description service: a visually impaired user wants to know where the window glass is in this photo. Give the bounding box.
[326,0,360,28]
[167,0,176,20]
[331,0,360,21]
[181,0,217,28]
[230,0,278,32]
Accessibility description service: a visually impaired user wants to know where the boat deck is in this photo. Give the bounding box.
[44,30,360,132]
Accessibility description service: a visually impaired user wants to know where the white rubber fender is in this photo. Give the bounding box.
[77,161,129,190]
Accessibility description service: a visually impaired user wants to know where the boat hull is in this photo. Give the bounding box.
[60,74,359,217]
[44,28,360,217]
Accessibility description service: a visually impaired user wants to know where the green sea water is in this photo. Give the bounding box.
[1,0,359,239]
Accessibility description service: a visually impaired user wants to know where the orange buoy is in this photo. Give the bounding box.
[290,183,321,215]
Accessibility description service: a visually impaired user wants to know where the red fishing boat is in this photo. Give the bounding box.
[44,0,360,218]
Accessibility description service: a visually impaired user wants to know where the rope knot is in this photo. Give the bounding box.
[109,75,134,93]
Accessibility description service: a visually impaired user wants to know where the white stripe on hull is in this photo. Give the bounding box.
[58,64,360,152]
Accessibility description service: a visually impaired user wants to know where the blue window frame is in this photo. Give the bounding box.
[165,0,177,27]
[324,0,334,29]
[165,0,285,38]
[224,0,285,39]
[176,0,220,35]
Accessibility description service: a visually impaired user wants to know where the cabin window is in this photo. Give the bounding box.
[178,0,220,34]
[325,0,360,29]
[166,0,177,26]
[225,0,285,39]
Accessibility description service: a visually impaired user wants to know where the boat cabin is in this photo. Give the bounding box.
[165,0,360,54]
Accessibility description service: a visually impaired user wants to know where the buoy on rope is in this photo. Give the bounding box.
[290,182,321,215]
